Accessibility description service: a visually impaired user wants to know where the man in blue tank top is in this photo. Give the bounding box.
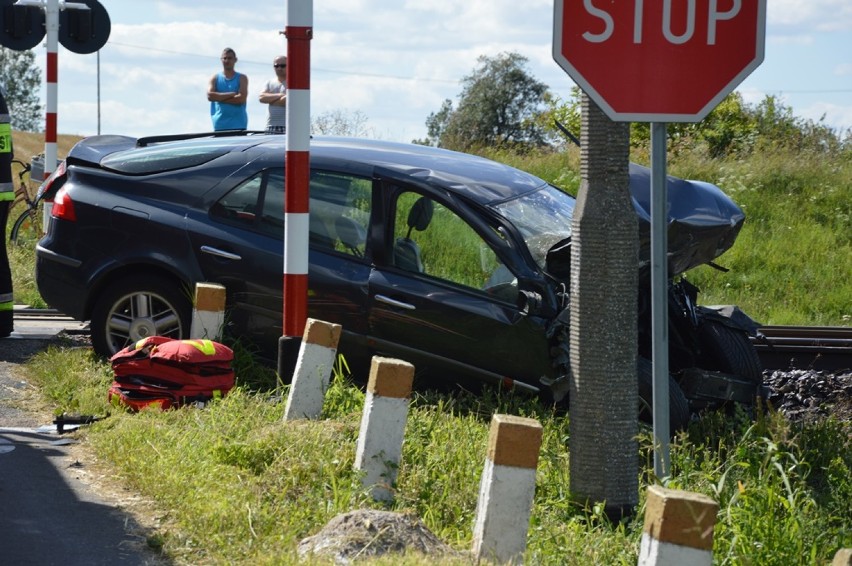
[207,47,248,131]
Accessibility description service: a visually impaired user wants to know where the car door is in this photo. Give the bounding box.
[185,168,373,359]
[366,183,553,391]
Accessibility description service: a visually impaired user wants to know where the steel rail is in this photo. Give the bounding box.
[752,326,852,372]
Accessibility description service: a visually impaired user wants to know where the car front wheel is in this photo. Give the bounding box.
[637,356,690,432]
[90,275,191,358]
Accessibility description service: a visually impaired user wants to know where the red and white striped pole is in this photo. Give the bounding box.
[278,0,312,380]
[43,0,59,178]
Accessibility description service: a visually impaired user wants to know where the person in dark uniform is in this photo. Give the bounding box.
[0,86,15,337]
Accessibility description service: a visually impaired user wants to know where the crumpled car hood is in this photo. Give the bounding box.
[628,163,745,277]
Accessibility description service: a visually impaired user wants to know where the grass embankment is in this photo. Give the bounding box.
[489,144,852,327]
[26,346,852,565]
[6,132,852,563]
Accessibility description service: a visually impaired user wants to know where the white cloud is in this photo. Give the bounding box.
[769,0,852,27]
[835,63,852,77]
[18,0,851,141]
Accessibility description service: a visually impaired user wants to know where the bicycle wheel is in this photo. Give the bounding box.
[9,207,40,245]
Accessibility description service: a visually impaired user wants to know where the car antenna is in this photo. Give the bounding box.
[553,119,581,148]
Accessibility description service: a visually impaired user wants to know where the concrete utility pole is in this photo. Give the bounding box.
[568,95,638,520]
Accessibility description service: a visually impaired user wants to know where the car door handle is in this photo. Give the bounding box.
[375,294,416,310]
[200,245,242,261]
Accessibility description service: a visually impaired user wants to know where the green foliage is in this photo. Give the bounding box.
[545,88,849,160]
[415,98,453,147]
[664,148,851,326]
[672,409,852,564]
[0,47,42,132]
[422,52,551,152]
[25,345,114,414]
[632,92,846,159]
[6,240,46,308]
[225,338,281,392]
[537,87,583,150]
[20,346,851,564]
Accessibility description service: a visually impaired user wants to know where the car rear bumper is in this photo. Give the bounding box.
[35,243,89,321]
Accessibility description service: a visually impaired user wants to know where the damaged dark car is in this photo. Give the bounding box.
[35,134,762,427]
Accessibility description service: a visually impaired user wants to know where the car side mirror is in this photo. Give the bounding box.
[517,290,543,315]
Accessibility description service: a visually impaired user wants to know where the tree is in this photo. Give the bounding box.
[424,52,551,151]
[0,47,42,132]
[312,109,372,138]
[414,99,453,146]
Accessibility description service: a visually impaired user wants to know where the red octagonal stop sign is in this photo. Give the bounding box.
[553,0,766,122]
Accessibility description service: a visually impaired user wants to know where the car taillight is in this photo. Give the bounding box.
[51,186,77,221]
[38,160,67,230]
[36,160,66,202]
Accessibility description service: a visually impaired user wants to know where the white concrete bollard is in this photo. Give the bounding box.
[353,356,414,502]
[833,548,852,566]
[472,413,542,566]
[190,283,226,340]
[284,318,342,421]
[638,485,719,566]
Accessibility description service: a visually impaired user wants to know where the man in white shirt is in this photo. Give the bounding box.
[259,55,287,134]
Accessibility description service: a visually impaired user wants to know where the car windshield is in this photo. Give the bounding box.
[100,138,239,174]
[491,184,575,270]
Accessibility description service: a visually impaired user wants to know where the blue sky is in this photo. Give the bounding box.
[28,0,852,142]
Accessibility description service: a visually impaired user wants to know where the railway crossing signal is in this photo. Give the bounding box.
[1,0,110,53]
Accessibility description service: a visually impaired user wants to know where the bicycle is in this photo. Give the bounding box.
[8,157,42,245]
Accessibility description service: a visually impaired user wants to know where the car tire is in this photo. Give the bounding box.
[90,275,191,358]
[696,319,763,383]
[637,356,690,432]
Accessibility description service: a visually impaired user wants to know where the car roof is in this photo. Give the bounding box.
[284,136,550,206]
[74,133,551,206]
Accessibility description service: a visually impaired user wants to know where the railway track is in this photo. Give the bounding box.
[10,307,89,337]
[11,309,852,373]
[751,326,852,373]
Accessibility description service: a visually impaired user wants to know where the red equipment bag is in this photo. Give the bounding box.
[108,336,235,411]
[108,384,175,412]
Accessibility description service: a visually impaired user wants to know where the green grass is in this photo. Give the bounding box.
[22,344,852,564]
[475,143,852,327]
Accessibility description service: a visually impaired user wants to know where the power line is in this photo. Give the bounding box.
[107,40,459,85]
[99,42,852,95]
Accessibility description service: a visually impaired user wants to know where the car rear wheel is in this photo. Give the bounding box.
[90,275,191,358]
[637,356,690,431]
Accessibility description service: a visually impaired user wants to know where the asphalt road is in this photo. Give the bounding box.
[0,312,167,566]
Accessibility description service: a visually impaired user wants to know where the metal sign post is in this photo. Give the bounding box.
[553,0,767,478]
[43,0,59,178]
[278,0,312,381]
[650,122,669,477]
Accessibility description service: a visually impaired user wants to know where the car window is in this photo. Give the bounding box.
[101,138,236,174]
[211,169,372,255]
[492,184,575,271]
[211,174,264,229]
[310,172,372,257]
[260,171,286,236]
[392,190,518,302]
